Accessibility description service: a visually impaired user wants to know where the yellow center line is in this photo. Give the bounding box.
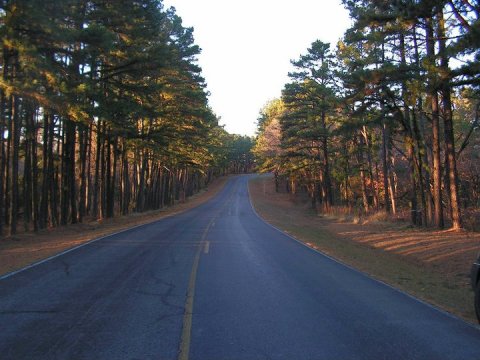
[178,188,236,360]
[178,216,215,360]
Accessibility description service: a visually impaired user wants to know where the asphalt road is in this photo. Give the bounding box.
[1,175,480,360]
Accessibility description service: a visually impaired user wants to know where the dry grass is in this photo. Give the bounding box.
[249,174,480,324]
[0,176,229,277]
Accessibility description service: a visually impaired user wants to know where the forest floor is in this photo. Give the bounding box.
[249,174,480,324]
[0,176,229,277]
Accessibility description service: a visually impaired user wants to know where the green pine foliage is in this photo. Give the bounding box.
[255,0,480,230]
[0,0,247,235]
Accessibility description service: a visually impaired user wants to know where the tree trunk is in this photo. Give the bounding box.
[87,125,93,215]
[121,140,130,215]
[10,93,20,235]
[68,120,77,224]
[4,95,11,228]
[412,27,432,225]
[381,120,391,214]
[431,91,444,228]
[100,125,107,218]
[79,123,88,222]
[411,111,428,226]
[274,170,279,193]
[400,32,421,225]
[31,109,39,232]
[437,9,462,229]
[107,136,118,218]
[357,135,369,213]
[93,120,102,219]
[39,113,49,228]
[105,135,113,218]
[0,49,8,236]
[136,150,147,212]
[362,126,378,210]
[24,107,33,231]
[51,121,59,226]
[60,120,68,225]
[321,111,333,210]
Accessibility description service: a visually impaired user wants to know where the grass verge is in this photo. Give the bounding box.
[249,174,480,325]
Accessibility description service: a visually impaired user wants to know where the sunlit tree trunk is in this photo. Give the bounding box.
[121,140,130,215]
[362,126,378,210]
[10,93,20,235]
[437,8,462,229]
[425,19,444,229]
[93,120,102,219]
[9,51,21,234]
[357,135,369,213]
[78,123,88,222]
[381,120,390,214]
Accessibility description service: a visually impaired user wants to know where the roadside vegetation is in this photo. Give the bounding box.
[254,1,480,231]
[0,1,254,238]
[252,0,480,323]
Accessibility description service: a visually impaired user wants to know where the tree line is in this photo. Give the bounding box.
[0,0,252,237]
[254,0,480,230]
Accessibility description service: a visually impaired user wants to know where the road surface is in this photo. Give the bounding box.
[1,175,480,359]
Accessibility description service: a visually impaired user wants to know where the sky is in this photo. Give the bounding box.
[162,0,351,136]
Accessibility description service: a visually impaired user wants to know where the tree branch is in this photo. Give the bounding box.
[458,101,480,156]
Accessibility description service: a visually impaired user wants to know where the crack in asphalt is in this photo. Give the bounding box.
[59,260,71,276]
[0,310,58,315]
[137,275,185,313]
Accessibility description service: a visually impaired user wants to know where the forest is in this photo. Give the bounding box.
[0,0,254,237]
[254,0,480,230]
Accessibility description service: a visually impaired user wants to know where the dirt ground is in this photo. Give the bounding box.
[249,174,480,324]
[0,176,229,277]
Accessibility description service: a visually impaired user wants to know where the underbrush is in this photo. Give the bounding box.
[315,204,479,232]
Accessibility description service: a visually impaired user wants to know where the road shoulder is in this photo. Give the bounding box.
[0,176,229,278]
[248,174,479,324]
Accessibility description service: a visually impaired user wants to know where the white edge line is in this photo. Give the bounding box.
[246,174,480,331]
[0,176,235,282]
[0,218,165,281]
[1,210,190,281]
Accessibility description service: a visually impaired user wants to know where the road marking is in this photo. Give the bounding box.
[246,175,480,330]
[178,217,215,360]
[0,219,165,281]
[204,241,210,254]
[178,188,237,360]
[0,186,230,282]
[178,244,202,360]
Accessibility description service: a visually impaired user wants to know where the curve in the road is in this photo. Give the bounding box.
[0,175,479,360]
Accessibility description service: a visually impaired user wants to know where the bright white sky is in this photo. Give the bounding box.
[162,0,351,136]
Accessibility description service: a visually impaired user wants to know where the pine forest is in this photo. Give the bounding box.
[0,0,254,236]
[1,0,479,238]
[254,0,480,230]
